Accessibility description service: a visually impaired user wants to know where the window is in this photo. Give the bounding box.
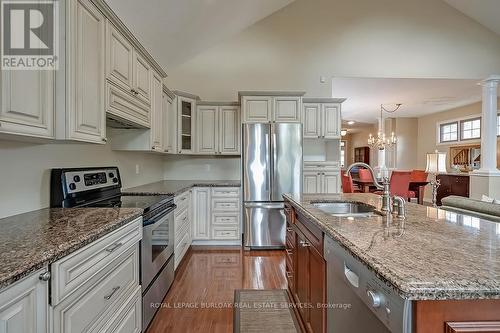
[440,122,458,143]
[460,118,481,140]
[340,141,346,167]
[497,114,500,136]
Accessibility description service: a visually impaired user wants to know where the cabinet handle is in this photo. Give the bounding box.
[104,286,121,300]
[182,216,187,221]
[286,271,293,278]
[299,240,310,247]
[286,249,292,256]
[39,271,51,282]
[102,137,108,143]
[286,227,293,232]
[105,242,123,253]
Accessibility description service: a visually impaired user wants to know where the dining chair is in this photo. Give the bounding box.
[408,170,428,202]
[341,173,359,193]
[374,171,412,200]
[358,168,373,181]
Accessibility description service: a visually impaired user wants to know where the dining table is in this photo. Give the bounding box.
[352,178,429,205]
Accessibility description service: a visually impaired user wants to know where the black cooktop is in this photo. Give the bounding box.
[85,194,173,214]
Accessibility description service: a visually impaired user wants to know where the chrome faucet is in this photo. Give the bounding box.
[344,162,406,218]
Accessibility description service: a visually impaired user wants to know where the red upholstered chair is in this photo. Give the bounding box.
[374,171,412,200]
[408,170,428,201]
[341,173,359,193]
[358,168,373,181]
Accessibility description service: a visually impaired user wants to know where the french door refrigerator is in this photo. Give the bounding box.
[242,123,302,249]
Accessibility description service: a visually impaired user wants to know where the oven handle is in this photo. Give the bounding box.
[143,204,176,226]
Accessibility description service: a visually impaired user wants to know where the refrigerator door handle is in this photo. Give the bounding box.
[244,202,284,209]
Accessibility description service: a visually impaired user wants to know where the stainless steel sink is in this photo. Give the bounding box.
[312,202,380,217]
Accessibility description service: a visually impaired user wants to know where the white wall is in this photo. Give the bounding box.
[163,155,240,180]
[166,0,500,101]
[0,138,165,218]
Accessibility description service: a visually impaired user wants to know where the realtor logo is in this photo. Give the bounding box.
[1,0,59,70]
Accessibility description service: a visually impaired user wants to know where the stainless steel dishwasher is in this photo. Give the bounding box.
[324,236,412,333]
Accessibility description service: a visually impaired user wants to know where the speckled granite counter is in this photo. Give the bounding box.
[123,180,240,196]
[283,193,500,301]
[0,207,142,290]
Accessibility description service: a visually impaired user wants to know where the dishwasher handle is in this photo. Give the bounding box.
[344,263,359,288]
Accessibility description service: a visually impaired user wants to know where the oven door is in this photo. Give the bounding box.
[141,208,175,289]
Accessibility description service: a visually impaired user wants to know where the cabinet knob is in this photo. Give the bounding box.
[102,137,107,143]
[39,271,51,282]
[299,240,310,247]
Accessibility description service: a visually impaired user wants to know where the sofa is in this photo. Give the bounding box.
[440,196,500,223]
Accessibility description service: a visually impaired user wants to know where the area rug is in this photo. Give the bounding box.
[233,289,300,333]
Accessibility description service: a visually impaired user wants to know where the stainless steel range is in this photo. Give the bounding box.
[50,167,175,331]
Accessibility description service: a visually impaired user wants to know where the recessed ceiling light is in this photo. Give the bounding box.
[347,121,355,125]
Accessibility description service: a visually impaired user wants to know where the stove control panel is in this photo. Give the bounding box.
[64,168,120,194]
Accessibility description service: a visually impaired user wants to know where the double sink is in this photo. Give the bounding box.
[312,201,382,218]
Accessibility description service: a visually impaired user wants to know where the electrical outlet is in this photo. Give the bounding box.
[135,164,140,174]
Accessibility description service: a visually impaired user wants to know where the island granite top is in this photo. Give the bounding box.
[123,180,240,196]
[0,207,143,291]
[283,193,500,301]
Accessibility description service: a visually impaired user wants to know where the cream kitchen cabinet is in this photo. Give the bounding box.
[196,103,240,155]
[240,92,304,123]
[150,71,163,151]
[303,162,341,194]
[0,268,49,333]
[174,190,192,269]
[162,87,177,154]
[191,187,241,244]
[302,98,345,139]
[176,91,199,154]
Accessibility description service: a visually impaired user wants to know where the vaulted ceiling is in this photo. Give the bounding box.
[443,0,500,36]
[105,0,295,70]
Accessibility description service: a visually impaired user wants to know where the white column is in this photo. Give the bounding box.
[474,75,500,175]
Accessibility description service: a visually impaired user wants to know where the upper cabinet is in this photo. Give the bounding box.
[175,91,199,154]
[302,98,345,139]
[196,103,240,155]
[150,72,163,151]
[162,87,177,154]
[240,92,305,123]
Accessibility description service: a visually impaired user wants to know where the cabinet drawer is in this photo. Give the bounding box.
[53,245,140,333]
[106,81,150,128]
[212,198,239,212]
[296,212,323,254]
[95,286,141,333]
[51,218,142,305]
[174,190,190,211]
[174,228,191,268]
[286,224,296,250]
[174,208,190,238]
[212,226,239,240]
[212,212,239,225]
[211,187,240,197]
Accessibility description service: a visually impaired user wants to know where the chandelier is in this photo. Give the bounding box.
[368,104,402,151]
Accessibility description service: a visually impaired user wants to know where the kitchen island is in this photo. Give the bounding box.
[283,193,500,333]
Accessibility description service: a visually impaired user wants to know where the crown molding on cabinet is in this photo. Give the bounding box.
[197,101,240,106]
[173,90,201,101]
[303,97,346,103]
[163,85,176,100]
[238,91,306,97]
[91,0,167,78]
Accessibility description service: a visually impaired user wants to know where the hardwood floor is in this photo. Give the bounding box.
[146,247,287,333]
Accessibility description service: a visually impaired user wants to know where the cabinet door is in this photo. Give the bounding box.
[273,96,301,122]
[303,171,320,194]
[295,232,310,324]
[67,0,106,143]
[0,69,54,138]
[196,106,218,154]
[323,172,340,194]
[308,246,325,333]
[192,188,211,240]
[0,268,48,333]
[150,73,163,151]
[303,103,320,139]
[177,97,195,154]
[106,22,133,92]
[162,94,176,153]
[219,106,240,155]
[242,96,272,123]
[132,51,151,105]
[322,103,341,139]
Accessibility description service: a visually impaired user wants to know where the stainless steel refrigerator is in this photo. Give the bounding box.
[242,123,302,249]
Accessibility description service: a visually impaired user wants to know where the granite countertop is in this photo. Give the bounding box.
[0,207,143,290]
[283,193,500,301]
[123,180,241,196]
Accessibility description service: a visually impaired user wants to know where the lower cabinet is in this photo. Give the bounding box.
[0,268,49,333]
[174,190,192,269]
[286,203,326,333]
[51,218,142,333]
[192,187,241,243]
